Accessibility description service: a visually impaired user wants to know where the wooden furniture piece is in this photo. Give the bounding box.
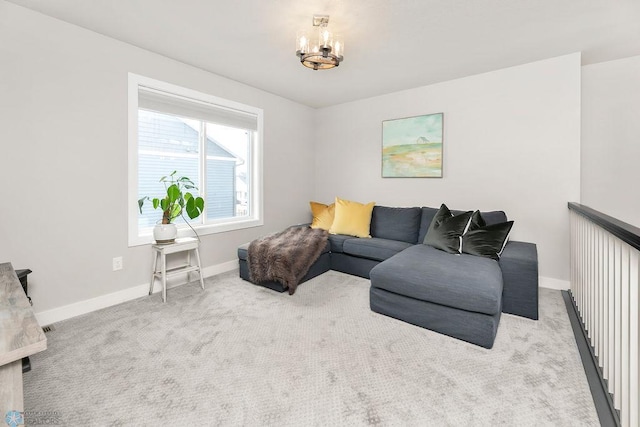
[15,269,32,306]
[0,263,47,419]
[150,237,204,302]
[15,269,33,373]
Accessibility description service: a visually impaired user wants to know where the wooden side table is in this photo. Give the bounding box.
[149,237,205,302]
[0,263,47,419]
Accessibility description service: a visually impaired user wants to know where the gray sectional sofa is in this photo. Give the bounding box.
[238,205,538,348]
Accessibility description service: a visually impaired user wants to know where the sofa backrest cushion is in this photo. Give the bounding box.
[473,210,508,226]
[418,207,439,243]
[418,206,507,243]
[370,206,422,244]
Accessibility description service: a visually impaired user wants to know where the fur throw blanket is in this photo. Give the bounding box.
[248,226,328,295]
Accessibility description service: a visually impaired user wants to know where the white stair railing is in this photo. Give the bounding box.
[569,203,639,427]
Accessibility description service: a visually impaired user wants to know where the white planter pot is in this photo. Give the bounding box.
[153,223,177,244]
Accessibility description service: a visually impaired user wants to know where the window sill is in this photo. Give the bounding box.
[128,217,263,247]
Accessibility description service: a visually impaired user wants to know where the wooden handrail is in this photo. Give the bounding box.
[568,202,640,252]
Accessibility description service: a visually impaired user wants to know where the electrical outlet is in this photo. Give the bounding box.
[112,257,123,271]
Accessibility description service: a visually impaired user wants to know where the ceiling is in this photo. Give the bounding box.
[8,0,640,108]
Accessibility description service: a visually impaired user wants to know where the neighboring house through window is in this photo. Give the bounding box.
[128,74,263,246]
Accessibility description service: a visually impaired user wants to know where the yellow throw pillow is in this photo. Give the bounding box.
[329,197,375,238]
[310,201,335,230]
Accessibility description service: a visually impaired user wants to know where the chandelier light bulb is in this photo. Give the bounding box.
[321,28,330,48]
[333,36,344,58]
[296,31,309,54]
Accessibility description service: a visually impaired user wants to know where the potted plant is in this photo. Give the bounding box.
[138,171,205,244]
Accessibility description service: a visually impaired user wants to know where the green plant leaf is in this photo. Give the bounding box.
[195,197,204,210]
[167,184,181,202]
[160,198,169,211]
[184,192,193,201]
[186,197,204,219]
[170,203,181,221]
[152,198,160,209]
[138,197,147,213]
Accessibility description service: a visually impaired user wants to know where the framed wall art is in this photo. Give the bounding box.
[382,113,443,178]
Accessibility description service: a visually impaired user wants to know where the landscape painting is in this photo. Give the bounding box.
[382,113,443,178]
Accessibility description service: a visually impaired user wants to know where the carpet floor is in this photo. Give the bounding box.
[24,270,598,426]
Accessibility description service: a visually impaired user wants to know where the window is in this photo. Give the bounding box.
[128,74,263,246]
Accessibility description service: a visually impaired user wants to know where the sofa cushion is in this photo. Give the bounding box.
[462,221,513,260]
[329,197,376,238]
[475,210,508,226]
[343,238,413,261]
[370,206,422,244]
[328,234,356,253]
[418,206,439,243]
[310,201,335,230]
[418,206,508,243]
[462,211,514,260]
[423,204,473,254]
[370,244,503,315]
[237,240,330,261]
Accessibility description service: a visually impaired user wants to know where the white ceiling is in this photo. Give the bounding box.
[8,0,640,108]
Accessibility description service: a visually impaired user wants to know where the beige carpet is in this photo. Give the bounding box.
[24,270,598,426]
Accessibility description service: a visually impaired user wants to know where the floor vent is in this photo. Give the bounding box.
[42,325,55,333]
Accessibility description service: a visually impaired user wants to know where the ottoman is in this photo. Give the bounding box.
[237,240,331,292]
[369,244,504,348]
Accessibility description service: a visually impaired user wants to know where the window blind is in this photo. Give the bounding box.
[138,86,258,131]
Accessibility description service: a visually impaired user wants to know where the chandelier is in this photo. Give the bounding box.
[296,15,344,70]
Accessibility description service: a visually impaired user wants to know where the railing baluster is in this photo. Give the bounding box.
[599,229,606,369]
[621,245,630,426]
[596,227,601,358]
[584,216,588,321]
[587,220,593,340]
[608,231,616,393]
[576,214,581,312]
[571,211,576,305]
[629,249,639,427]
[592,222,597,347]
[614,237,622,410]
[603,232,609,376]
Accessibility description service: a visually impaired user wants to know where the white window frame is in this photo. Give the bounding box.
[128,73,263,247]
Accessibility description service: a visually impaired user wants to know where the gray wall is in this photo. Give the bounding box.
[0,2,316,313]
[581,55,640,228]
[313,54,582,282]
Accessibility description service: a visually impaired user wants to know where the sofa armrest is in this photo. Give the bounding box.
[499,241,539,320]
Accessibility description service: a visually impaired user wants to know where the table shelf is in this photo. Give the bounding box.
[153,264,200,279]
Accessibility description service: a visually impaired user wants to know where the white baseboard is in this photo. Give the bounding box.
[539,276,569,290]
[35,260,239,326]
[201,259,238,279]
